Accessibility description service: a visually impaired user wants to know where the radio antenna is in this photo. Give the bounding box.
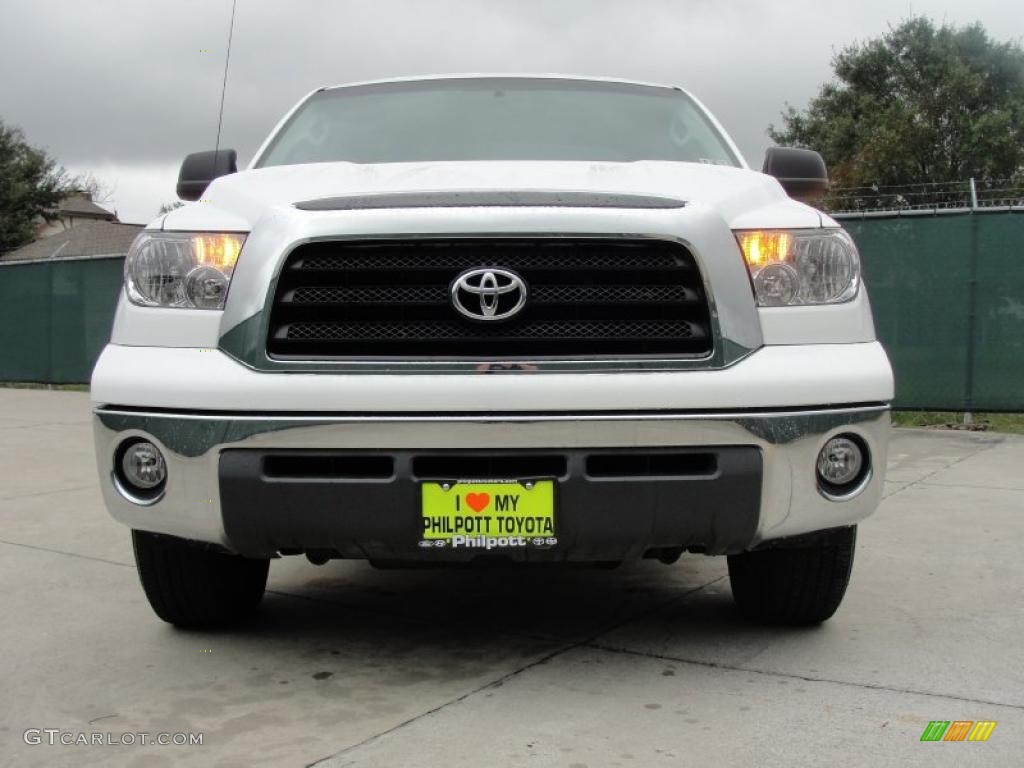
[214,0,238,155]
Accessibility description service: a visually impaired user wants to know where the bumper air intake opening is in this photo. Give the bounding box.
[585,451,718,479]
[262,453,395,480]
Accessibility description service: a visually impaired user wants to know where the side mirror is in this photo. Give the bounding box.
[176,149,238,201]
[762,147,828,202]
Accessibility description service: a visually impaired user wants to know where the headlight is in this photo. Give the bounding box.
[124,231,246,309]
[735,228,860,307]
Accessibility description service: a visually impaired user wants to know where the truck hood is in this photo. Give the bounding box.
[161,160,823,232]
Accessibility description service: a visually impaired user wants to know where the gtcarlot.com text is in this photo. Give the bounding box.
[23,729,203,746]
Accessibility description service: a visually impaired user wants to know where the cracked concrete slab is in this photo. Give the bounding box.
[920,437,1024,491]
[0,484,130,566]
[882,428,1003,485]
[313,645,1021,768]
[597,481,1024,708]
[0,389,92,425]
[1,391,1022,766]
[0,543,560,768]
[0,420,98,501]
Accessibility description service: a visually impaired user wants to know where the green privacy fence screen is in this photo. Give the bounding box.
[0,211,1022,410]
[0,256,124,384]
[842,211,1024,411]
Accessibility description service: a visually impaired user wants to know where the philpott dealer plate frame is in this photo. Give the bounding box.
[419,479,557,551]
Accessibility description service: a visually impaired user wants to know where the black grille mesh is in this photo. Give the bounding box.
[288,283,694,306]
[291,286,444,304]
[296,244,683,271]
[268,239,712,359]
[282,320,695,342]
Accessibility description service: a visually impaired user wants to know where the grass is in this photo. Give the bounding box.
[892,411,1024,434]
[0,382,89,392]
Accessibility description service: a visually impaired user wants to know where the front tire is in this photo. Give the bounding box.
[132,531,269,628]
[727,526,856,626]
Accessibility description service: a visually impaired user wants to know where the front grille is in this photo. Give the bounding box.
[267,238,713,359]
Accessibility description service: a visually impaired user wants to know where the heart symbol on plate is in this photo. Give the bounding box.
[465,492,490,513]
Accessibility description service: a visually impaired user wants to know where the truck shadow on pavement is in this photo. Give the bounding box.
[181,558,817,664]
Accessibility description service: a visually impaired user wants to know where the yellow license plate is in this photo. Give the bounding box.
[420,480,557,550]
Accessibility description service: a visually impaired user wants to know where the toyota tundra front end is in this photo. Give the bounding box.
[91,76,893,627]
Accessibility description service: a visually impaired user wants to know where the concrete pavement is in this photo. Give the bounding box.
[0,389,1021,767]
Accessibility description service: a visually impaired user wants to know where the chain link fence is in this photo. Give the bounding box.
[826,178,1024,217]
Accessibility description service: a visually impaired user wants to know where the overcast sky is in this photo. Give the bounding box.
[2,0,1022,224]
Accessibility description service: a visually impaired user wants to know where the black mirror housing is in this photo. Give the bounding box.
[176,149,238,201]
[762,147,828,202]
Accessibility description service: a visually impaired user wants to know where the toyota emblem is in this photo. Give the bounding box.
[450,267,528,322]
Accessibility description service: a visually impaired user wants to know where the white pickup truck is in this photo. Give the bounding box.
[91,75,893,628]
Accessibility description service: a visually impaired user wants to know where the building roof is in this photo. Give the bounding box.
[57,194,117,219]
[56,194,117,219]
[1,221,143,262]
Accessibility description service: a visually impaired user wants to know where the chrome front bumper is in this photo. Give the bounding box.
[93,405,889,554]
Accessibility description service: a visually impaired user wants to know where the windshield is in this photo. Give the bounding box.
[256,78,740,167]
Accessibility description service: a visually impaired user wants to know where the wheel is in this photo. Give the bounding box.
[727,526,856,626]
[132,531,269,628]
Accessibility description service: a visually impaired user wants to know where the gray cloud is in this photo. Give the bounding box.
[2,0,1022,222]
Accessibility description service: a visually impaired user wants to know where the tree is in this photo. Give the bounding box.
[0,119,80,253]
[770,17,1024,193]
[158,201,184,215]
[73,172,114,207]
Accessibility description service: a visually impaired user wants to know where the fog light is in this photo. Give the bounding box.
[120,440,167,491]
[816,436,865,491]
